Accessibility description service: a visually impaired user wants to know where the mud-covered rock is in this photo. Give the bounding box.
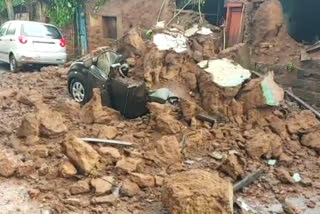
[70,180,91,195]
[301,129,320,151]
[17,89,43,107]
[287,110,319,134]
[90,176,114,195]
[17,113,39,138]
[16,161,35,178]
[55,98,81,120]
[32,145,49,158]
[162,169,233,214]
[246,131,282,160]
[120,179,142,197]
[252,0,283,44]
[0,124,11,135]
[130,173,155,188]
[98,126,118,139]
[38,108,67,138]
[275,168,295,184]
[60,160,77,178]
[91,194,117,205]
[0,154,16,177]
[219,154,244,180]
[116,157,142,173]
[144,136,182,167]
[82,89,120,124]
[156,114,183,134]
[63,135,101,174]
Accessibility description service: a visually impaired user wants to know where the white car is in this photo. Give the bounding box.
[0,20,67,72]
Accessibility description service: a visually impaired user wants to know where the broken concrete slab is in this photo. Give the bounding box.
[198,58,251,87]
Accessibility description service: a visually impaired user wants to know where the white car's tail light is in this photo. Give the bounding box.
[60,39,66,47]
[18,35,28,44]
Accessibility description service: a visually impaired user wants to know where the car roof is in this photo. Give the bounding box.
[4,20,58,28]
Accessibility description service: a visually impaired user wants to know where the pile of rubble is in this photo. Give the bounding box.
[0,23,320,214]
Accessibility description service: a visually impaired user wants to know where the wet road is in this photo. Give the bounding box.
[0,62,8,74]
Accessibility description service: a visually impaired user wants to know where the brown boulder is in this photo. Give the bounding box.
[17,113,39,138]
[130,173,155,188]
[98,147,121,161]
[287,110,319,134]
[82,89,120,124]
[162,169,233,214]
[98,126,118,139]
[63,135,101,174]
[0,124,11,136]
[70,180,91,195]
[38,108,67,138]
[0,154,16,177]
[219,154,244,180]
[17,89,43,107]
[120,179,142,197]
[91,194,117,205]
[301,130,320,151]
[16,161,35,177]
[90,176,114,196]
[55,98,81,120]
[116,157,142,173]
[156,114,183,134]
[246,131,283,159]
[59,160,77,178]
[252,0,283,44]
[144,136,182,167]
[31,145,49,158]
[180,99,199,121]
[275,168,295,184]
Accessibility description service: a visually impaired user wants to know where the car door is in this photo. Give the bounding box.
[0,22,10,62]
[2,23,17,63]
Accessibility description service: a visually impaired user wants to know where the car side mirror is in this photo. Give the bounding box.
[83,58,93,68]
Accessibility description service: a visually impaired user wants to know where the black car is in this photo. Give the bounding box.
[67,50,178,119]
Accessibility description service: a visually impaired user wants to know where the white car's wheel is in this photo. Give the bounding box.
[9,55,19,73]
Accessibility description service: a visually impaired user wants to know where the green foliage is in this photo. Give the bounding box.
[0,0,26,13]
[47,0,84,27]
[287,61,296,72]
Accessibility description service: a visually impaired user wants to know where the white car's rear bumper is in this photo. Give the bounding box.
[16,51,67,65]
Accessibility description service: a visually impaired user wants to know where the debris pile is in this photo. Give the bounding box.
[0,22,320,214]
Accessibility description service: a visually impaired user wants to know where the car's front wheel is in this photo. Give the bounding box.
[69,75,92,105]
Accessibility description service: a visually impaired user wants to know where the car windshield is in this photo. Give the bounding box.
[21,23,62,39]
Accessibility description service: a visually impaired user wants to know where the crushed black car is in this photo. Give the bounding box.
[67,50,178,119]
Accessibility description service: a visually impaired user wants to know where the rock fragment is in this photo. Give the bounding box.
[70,180,91,195]
[59,160,77,178]
[116,157,142,173]
[144,135,182,167]
[287,110,319,134]
[17,113,39,138]
[63,135,100,174]
[130,173,155,188]
[120,179,142,197]
[90,176,114,195]
[162,169,233,214]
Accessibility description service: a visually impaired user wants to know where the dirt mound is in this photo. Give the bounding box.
[162,169,233,214]
[252,0,283,44]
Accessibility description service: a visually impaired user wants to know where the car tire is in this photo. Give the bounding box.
[9,55,20,73]
[69,74,92,105]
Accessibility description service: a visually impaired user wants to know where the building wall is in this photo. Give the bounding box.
[85,0,174,52]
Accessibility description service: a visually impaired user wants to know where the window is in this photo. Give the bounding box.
[96,51,119,76]
[0,23,9,36]
[21,23,62,39]
[6,23,16,35]
[102,16,117,39]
